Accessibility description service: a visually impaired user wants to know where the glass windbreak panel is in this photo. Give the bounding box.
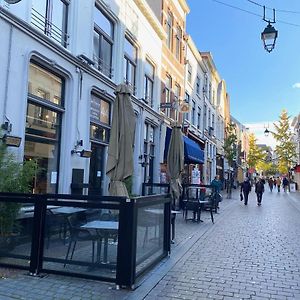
[0,201,34,268]
[28,63,63,105]
[136,203,165,274]
[43,206,119,279]
[26,103,60,140]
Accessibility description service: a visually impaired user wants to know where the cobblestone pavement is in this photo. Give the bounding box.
[0,190,299,300]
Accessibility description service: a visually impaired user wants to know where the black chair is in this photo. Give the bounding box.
[199,194,215,224]
[184,187,202,223]
[64,215,98,267]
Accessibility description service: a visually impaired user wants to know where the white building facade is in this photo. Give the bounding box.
[0,0,164,196]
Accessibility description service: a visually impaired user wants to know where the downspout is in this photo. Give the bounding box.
[3,24,13,132]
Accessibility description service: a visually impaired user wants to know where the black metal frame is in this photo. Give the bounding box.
[0,192,171,288]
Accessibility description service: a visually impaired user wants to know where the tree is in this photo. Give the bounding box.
[247,133,265,170]
[272,110,297,175]
[223,123,237,168]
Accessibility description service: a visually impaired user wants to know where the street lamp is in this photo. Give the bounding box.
[264,128,270,137]
[261,7,278,53]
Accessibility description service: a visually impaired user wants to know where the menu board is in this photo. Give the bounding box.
[90,95,110,125]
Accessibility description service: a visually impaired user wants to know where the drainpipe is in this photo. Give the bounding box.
[3,24,13,132]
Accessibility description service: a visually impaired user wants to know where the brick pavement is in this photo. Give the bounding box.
[0,190,299,299]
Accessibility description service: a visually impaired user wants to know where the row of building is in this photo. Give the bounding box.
[0,0,250,196]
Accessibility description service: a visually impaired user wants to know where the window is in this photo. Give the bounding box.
[197,106,201,130]
[208,109,211,128]
[90,94,111,143]
[143,123,155,183]
[191,100,196,125]
[144,60,155,107]
[25,62,64,194]
[31,0,69,47]
[184,92,190,121]
[212,114,215,135]
[209,83,212,102]
[166,12,173,49]
[175,26,182,60]
[203,104,207,130]
[93,6,114,78]
[203,73,208,96]
[164,75,172,117]
[124,37,137,94]
[187,64,192,84]
[174,83,180,103]
[196,76,200,94]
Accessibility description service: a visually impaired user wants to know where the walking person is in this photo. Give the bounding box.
[282,177,289,192]
[255,178,265,206]
[268,177,274,192]
[276,177,281,192]
[240,177,252,205]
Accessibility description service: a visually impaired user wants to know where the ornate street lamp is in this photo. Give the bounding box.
[261,22,278,53]
[261,7,278,53]
[264,128,270,137]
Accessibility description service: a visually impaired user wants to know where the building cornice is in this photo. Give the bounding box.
[178,0,190,14]
[187,35,207,72]
[134,0,166,40]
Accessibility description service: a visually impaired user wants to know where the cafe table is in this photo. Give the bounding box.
[81,220,119,264]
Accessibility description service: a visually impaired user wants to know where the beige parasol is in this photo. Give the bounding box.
[106,84,135,197]
[167,124,184,209]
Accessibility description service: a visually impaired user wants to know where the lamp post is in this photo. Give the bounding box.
[261,7,278,53]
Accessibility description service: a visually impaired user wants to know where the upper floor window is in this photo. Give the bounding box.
[187,64,192,84]
[191,100,196,125]
[208,109,211,127]
[93,6,114,78]
[174,83,180,103]
[197,106,201,130]
[164,75,172,117]
[203,73,208,96]
[31,0,69,47]
[203,104,207,129]
[175,26,182,60]
[209,83,212,102]
[144,59,155,107]
[196,76,200,94]
[184,92,190,121]
[166,12,173,50]
[124,37,137,94]
[212,114,215,134]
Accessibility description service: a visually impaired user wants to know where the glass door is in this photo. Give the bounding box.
[88,143,105,195]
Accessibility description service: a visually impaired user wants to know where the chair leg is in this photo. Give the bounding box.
[64,241,72,267]
[70,241,77,260]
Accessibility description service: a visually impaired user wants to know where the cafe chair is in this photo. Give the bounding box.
[64,215,98,267]
[199,194,215,224]
[184,187,202,223]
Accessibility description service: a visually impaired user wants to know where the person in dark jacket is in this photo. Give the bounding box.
[255,178,265,206]
[240,177,252,205]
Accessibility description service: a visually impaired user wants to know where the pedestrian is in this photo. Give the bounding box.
[276,177,281,192]
[240,177,252,205]
[282,177,289,192]
[255,178,265,206]
[268,177,274,192]
[211,175,222,208]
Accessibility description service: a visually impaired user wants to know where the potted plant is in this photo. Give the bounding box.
[0,141,37,250]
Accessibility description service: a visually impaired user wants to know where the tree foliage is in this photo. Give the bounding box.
[272,110,297,174]
[223,123,237,167]
[247,133,265,169]
[0,143,37,236]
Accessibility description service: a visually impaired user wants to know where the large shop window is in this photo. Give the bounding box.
[90,94,111,143]
[93,5,114,78]
[31,0,69,47]
[25,63,64,194]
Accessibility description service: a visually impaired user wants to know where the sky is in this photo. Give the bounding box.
[186,0,300,148]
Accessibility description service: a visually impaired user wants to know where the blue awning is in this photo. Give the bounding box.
[164,127,204,164]
[183,136,204,164]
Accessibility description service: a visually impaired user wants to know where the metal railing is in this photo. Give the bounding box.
[0,192,171,288]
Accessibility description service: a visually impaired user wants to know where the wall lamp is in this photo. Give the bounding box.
[71,149,92,158]
[1,134,22,147]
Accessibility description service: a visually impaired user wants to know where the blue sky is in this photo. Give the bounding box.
[186,0,300,128]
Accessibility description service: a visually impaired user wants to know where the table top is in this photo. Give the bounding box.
[51,207,86,214]
[81,220,119,230]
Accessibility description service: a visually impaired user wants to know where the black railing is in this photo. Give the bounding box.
[0,192,171,289]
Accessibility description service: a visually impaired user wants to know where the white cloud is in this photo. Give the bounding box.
[292,83,300,89]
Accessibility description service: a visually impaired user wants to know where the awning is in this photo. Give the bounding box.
[164,127,204,164]
[183,136,204,164]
